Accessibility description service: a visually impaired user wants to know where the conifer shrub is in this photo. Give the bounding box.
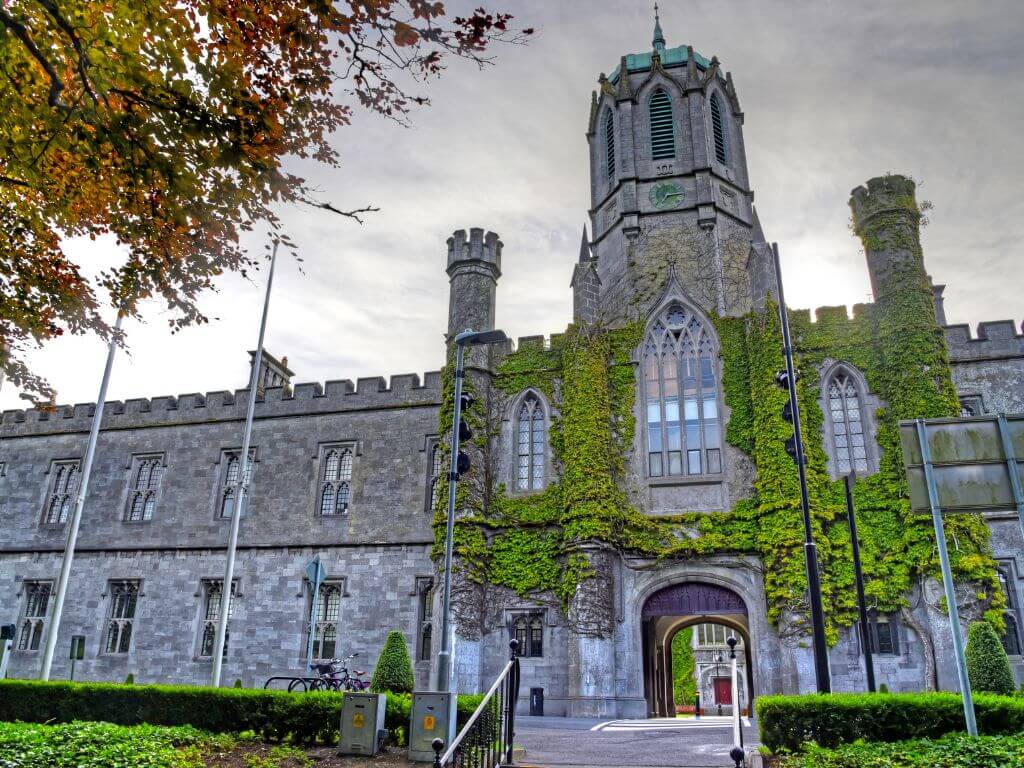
[966,621,1016,696]
[369,630,415,694]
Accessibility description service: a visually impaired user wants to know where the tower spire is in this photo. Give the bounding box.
[652,3,666,51]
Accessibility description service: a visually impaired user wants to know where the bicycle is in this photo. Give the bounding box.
[309,653,370,692]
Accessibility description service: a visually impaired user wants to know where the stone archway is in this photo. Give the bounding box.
[640,581,755,717]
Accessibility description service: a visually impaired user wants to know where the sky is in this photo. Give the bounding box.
[3,0,1023,410]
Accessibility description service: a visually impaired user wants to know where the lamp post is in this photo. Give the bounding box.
[727,635,743,751]
[436,328,507,693]
[772,243,831,693]
[714,652,723,716]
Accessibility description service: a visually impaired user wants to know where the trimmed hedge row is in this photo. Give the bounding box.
[756,692,1024,753]
[0,679,483,745]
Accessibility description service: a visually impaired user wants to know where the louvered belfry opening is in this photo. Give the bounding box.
[649,89,675,160]
[710,93,728,164]
[604,111,616,181]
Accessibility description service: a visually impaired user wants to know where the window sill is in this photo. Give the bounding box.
[647,474,725,488]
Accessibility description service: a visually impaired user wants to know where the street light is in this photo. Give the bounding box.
[727,634,743,751]
[436,328,508,693]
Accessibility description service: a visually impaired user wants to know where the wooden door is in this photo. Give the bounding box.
[713,677,732,705]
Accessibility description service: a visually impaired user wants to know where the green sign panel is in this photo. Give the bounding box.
[899,414,1024,513]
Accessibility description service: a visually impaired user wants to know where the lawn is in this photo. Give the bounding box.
[0,721,412,768]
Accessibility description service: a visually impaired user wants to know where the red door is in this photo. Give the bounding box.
[713,677,732,705]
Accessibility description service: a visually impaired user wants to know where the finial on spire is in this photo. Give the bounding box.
[578,224,592,263]
[652,3,666,51]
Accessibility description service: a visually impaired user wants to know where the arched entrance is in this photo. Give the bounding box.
[641,581,755,717]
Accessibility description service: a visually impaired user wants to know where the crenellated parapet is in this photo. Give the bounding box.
[0,371,443,437]
[944,320,1024,362]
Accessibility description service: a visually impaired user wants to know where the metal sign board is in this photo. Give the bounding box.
[899,414,1024,513]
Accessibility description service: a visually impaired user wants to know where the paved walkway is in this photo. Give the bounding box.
[516,715,758,768]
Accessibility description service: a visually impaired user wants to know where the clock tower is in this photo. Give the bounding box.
[582,10,775,325]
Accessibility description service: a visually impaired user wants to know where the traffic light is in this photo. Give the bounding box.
[455,393,475,479]
[775,369,806,464]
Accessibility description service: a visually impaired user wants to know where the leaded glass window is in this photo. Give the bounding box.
[220,451,253,518]
[319,447,353,516]
[604,111,616,182]
[512,614,543,658]
[710,93,728,164]
[999,568,1022,656]
[649,89,675,160]
[17,581,51,651]
[643,304,722,478]
[307,582,342,660]
[126,457,162,522]
[827,370,869,476]
[104,580,139,654]
[43,461,79,525]
[427,443,442,512]
[516,394,546,491]
[199,580,235,658]
[417,577,434,662]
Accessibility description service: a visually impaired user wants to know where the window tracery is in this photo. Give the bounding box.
[642,304,722,478]
[516,394,546,491]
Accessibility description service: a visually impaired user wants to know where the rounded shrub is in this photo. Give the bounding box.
[966,621,1015,695]
[369,631,415,694]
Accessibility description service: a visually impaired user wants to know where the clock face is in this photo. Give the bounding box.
[650,182,683,210]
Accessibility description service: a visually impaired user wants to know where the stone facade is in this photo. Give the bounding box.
[2,19,1024,719]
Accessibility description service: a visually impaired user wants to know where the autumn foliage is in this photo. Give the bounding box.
[0,1,529,401]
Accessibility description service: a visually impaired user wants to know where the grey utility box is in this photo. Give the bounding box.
[409,691,456,762]
[339,692,387,756]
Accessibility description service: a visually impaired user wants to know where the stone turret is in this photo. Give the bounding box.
[571,226,601,324]
[849,174,928,303]
[446,228,502,339]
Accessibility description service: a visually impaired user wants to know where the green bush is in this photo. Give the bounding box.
[0,679,485,745]
[369,630,415,694]
[966,621,1016,696]
[773,732,1024,767]
[756,691,1024,753]
[0,720,228,768]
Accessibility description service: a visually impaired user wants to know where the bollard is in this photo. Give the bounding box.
[432,737,444,768]
[730,745,744,767]
[694,693,701,719]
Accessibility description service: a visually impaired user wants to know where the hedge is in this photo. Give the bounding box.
[772,732,1024,768]
[0,680,484,745]
[756,692,1024,753]
[370,630,415,694]
[966,621,1016,695]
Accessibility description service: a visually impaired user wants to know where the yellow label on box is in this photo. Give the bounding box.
[352,713,365,728]
[423,715,436,731]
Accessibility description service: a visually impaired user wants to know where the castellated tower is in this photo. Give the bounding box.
[446,228,502,339]
[586,17,774,323]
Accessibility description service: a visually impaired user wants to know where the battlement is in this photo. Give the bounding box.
[446,228,502,276]
[944,320,1024,362]
[0,371,443,437]
[849,174,920,233]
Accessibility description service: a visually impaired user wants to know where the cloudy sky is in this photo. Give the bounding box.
[3,0,1023,410]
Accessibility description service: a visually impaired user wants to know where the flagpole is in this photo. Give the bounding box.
[211,239,278,687]
[40,312,124,680]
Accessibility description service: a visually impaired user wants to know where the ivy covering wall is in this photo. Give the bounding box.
[433,174,1002,647]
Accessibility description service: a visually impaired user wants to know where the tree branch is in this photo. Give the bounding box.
[0,174,31,188]
[34,0,98,104]
[0,7,68,109]
[303,198,379,224]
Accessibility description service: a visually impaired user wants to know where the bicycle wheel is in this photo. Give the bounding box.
[309,678,328,691]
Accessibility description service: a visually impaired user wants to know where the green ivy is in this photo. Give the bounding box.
[434,177,1000,640]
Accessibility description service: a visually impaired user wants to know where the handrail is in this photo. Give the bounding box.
[433,639,521,768]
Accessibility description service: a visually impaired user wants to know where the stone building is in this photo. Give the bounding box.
[2,18,1023,718]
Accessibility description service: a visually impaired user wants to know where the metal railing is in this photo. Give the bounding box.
[433,640,521,768]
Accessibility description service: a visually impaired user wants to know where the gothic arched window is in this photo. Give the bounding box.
[604,110,616,182]
[427,442,442,512]
[516,394,546,491]
[126,457,161,522]
[649,89,675,160]
[643,304,722,478]
[825,368,870,476]
[710,93,728,164]
[320,448,353,516]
